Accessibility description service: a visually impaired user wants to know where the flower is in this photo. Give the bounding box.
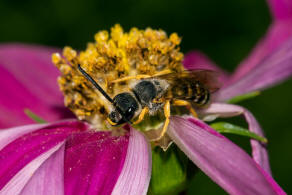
[0,1,291,195]
[182,0,292,176]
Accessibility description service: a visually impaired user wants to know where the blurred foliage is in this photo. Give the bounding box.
[0,0,270,71]
[0,0,291,194]
[149,145,189,195]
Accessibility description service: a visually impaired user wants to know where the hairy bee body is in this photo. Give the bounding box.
[126,76,211,119]
[165,78,210,106]
[77,64,219,126]
[109,70,220,124]
[132,78,210,109]
[132,79,169,114]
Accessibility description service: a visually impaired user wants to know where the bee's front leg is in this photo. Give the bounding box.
[132,107,149,124]
[153,100,170,141]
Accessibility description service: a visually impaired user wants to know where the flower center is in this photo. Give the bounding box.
[52,24,184,129]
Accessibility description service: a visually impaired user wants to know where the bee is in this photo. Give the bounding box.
[78,65,220,140]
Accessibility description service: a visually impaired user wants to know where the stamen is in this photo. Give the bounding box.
[52,24,184,128]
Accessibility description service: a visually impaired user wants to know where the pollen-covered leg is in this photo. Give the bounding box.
[111,69,173,83]
[153,100,171,141]
[111,75,151,83]
[133,107,149,124]
[152,69,172,77]
[107,117,118,126]
[172,100,198,118]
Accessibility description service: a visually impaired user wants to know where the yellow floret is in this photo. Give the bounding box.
[52,24,184,129]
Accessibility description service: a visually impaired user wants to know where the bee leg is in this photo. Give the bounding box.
[107,117,118,126]
[132,107,149,124]
[111,69,172,83]
[153,97,164,103]
[172,100,198,118]
[153,100,171,141]
[111,74,151,83]
[152,69,172,77]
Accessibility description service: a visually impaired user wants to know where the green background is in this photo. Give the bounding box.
[1,0,291,194]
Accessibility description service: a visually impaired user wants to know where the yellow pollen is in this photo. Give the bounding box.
[52,24,184,129]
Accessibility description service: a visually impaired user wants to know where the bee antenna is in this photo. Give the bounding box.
[78,64,133,125]
[77,64,114,104]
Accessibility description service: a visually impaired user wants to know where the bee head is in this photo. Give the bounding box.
[77,65,138,126]
[108,92,138,125]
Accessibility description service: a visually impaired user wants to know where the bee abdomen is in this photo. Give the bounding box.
[192,90,209,105]
[171,83,189,98]
[191,83,210,106]
[167,80,210,106]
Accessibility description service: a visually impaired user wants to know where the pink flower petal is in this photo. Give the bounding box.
[183,51,229,83]
[0,120,87,190]
[112,126,151,195]
[0,123,47,150]
[229,21,292,85]
[65,126,151,195]
[228,0,292,85]
[20,144,65,195]
[0,44,73,128]
[64,129,129,194]
[201,103,271,174]
[267,0,292,20]
[216,37,292,101]
[0,142,64,195]
[168,116,286,195]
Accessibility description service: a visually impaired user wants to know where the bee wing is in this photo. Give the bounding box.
[152,69,222,93]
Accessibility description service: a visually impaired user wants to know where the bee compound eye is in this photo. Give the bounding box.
[127,107,133,113]
[126,106,136,116]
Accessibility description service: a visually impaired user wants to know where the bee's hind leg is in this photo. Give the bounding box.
[153,100,170,141]
[172,100,198,118]
[132,107,149,124]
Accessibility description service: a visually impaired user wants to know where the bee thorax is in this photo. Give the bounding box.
[132,79,168,113]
